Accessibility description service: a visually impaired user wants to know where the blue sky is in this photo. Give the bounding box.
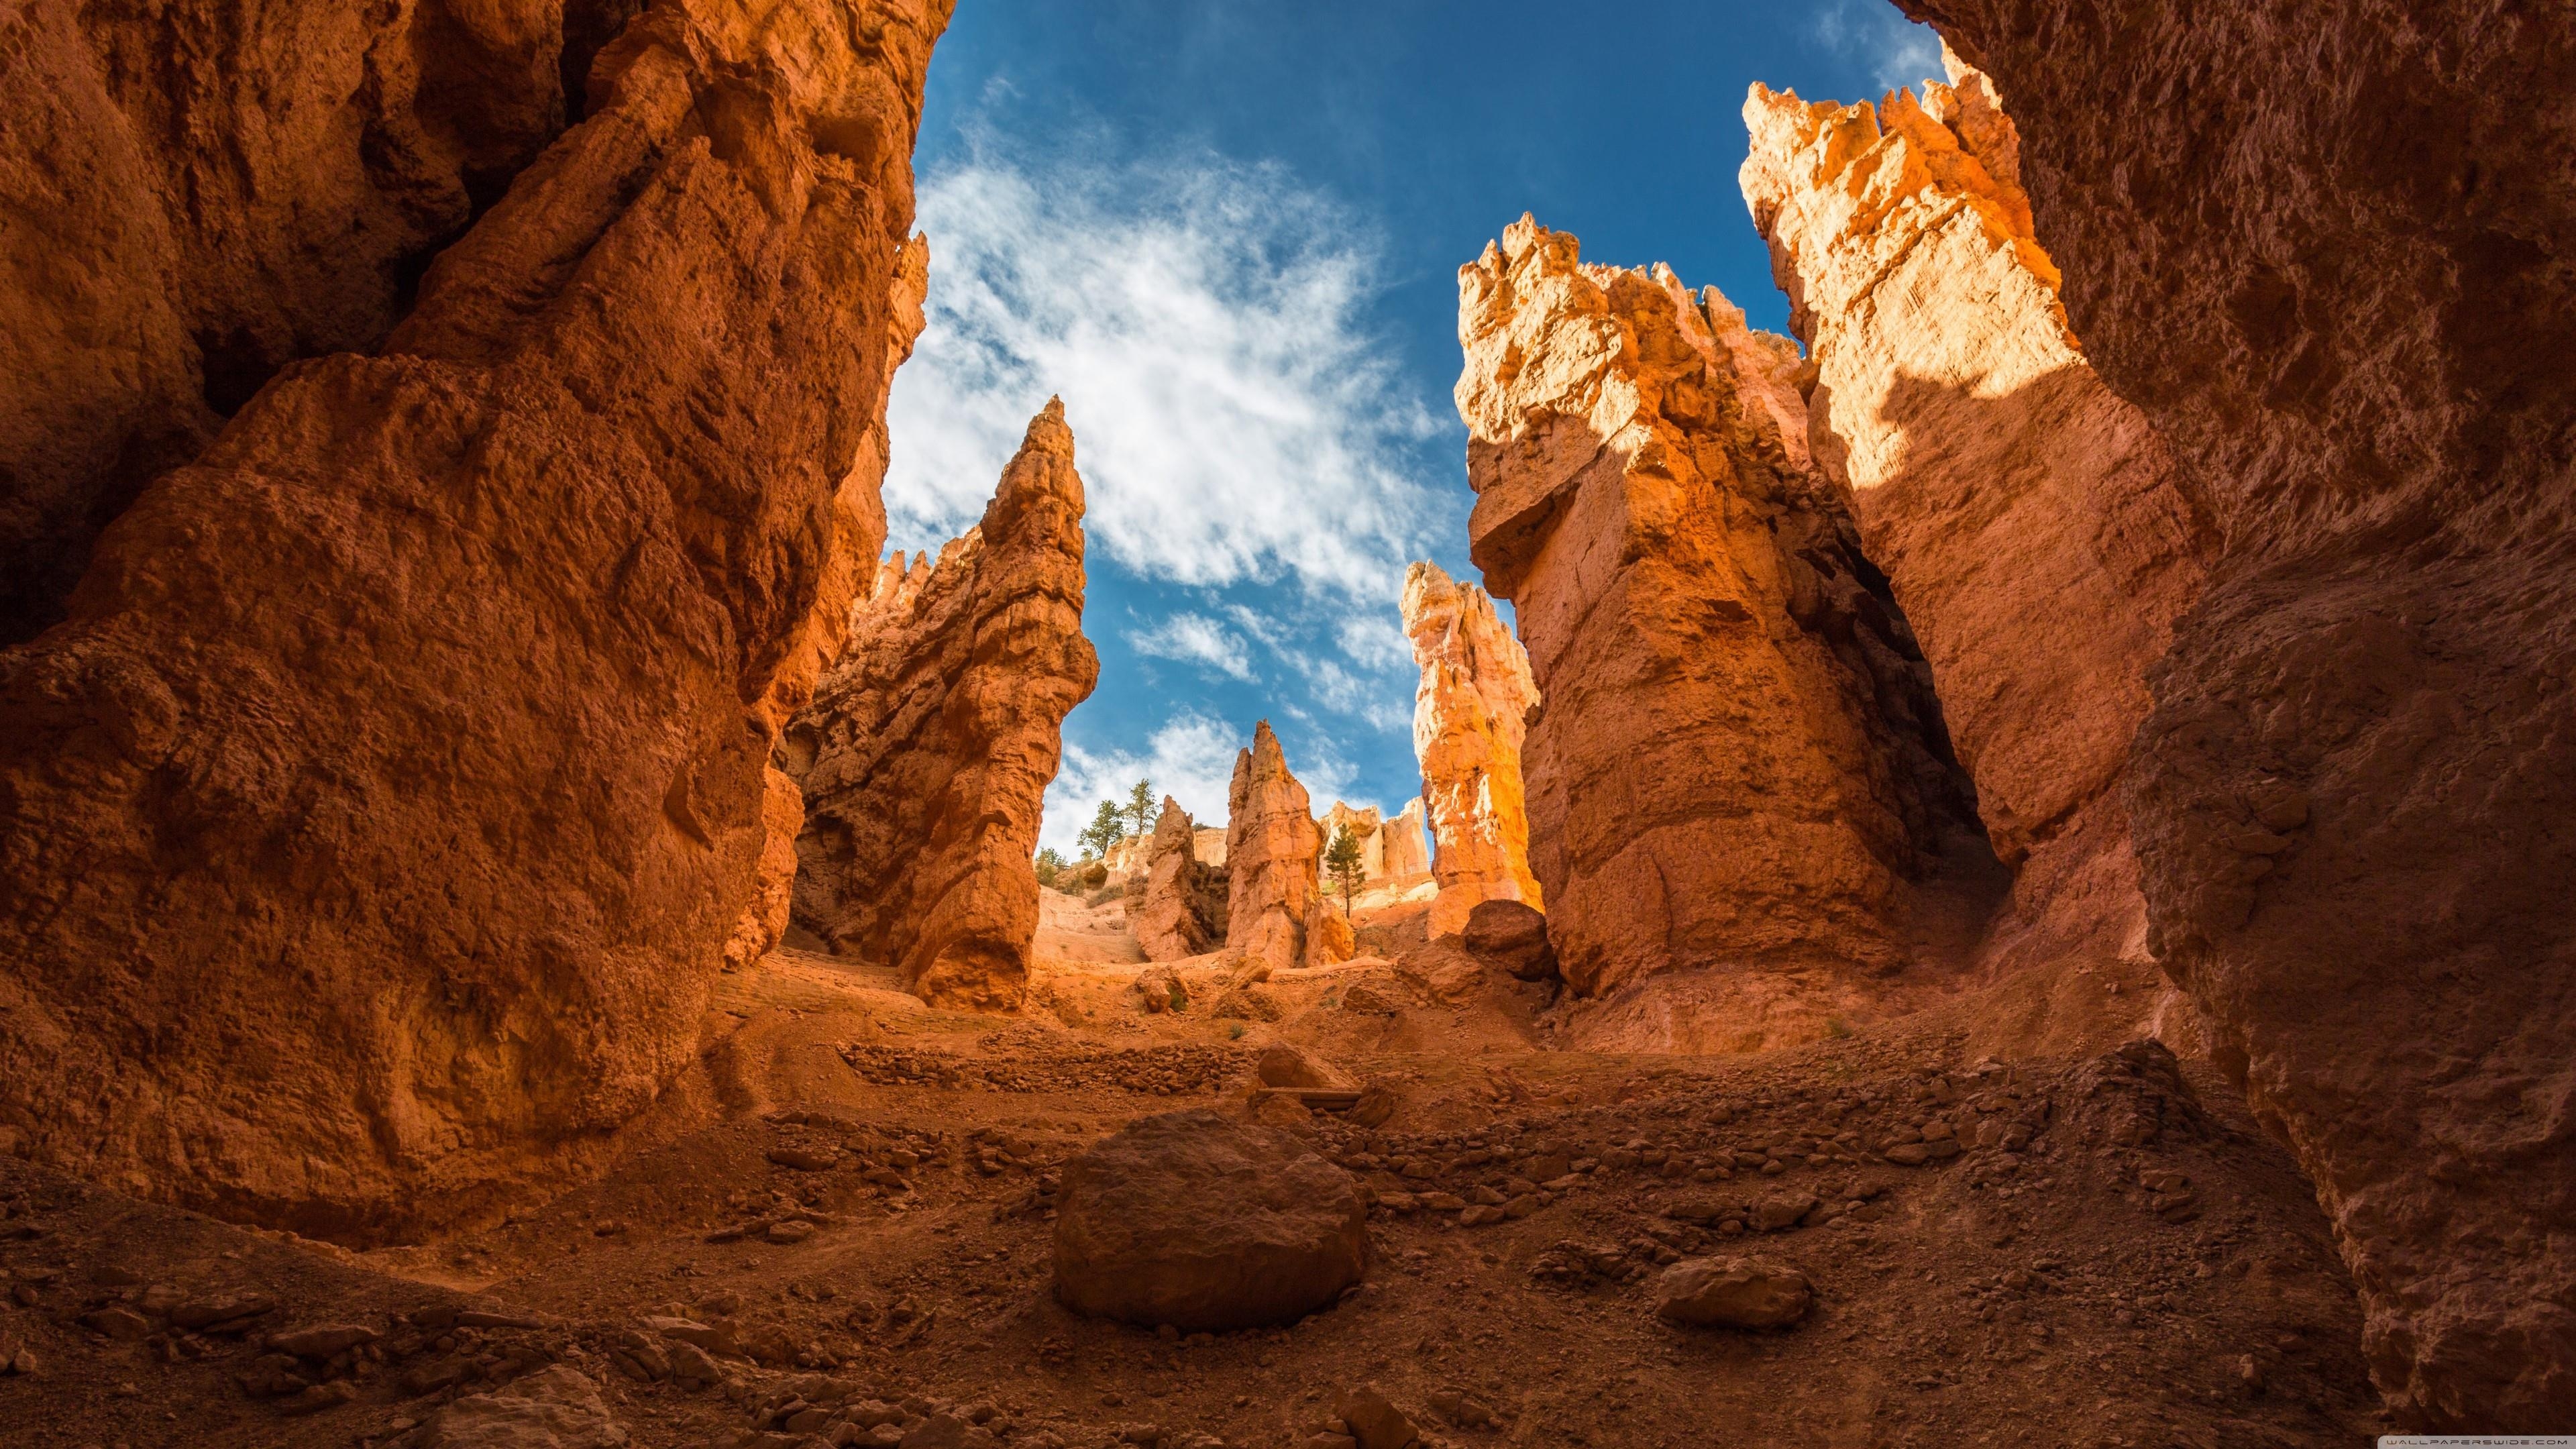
[880,0,1947,854]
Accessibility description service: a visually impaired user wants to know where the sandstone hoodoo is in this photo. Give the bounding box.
[1740,56,2206,971]
[1051,1110,1368,1332]
[1223,721,1330,972]
[0,0,951,1237]
[1133,796,1229,961]
[1885,2,2576,1427]
[1381,798,1433,880]
[1454,217,1986,1016]
[1403,560,1543,937]
[782,401,1098,1012]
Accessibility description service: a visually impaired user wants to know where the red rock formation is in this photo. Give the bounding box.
[1381,798,1431,880]
[1134,796,1227,961]
[1222,722,1326,973]
[1402,560,1542,936]
[0,0,602,647]
[1454,217,1981,1008]
[1896,1,2576,1427]
[782,402,1099,1012]
[0,0,952,1238]
[727,233,932,971]
[1739,58,2210,971]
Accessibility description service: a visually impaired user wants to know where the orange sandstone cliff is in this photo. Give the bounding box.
[1740,58,2209,975]
[1453,217,1985,1022]
[1896,0,2576,1428]
[782,402,1099,1013]
[1401,560,1542,937]
[0,0,953,1240]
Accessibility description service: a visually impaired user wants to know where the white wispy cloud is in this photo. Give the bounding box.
[1811,0,1945,95]
[1042,712,1244,856]
[1126,611,1256,682]
[883,138,1444,602]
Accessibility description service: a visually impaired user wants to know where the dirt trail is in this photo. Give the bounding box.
[0,895,2383,1448]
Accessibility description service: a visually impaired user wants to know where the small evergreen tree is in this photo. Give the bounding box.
[1126,778,1157,838]
[1078,798,1126,859]
[1323,824,1366,919]
[1034,847,1066,888]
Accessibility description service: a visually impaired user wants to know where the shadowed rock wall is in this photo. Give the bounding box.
[1898,0,2576,1426]
[784,402,1099,1012]
[0,0,953,1239]
[1740,55,2210,973]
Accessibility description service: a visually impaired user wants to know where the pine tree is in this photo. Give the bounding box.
[1323,824,1366,919]
[1126,778,1157,837]
[1034,847,1066,887]
[1079,798,1126,859]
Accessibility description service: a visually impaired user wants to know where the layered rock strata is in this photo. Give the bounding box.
[1454,217,1980,1001]
[1896,1,2576,1426]
[1222,722,1326,973]
[1740,59,2208,970]
[1402,560,1542,936]
[783,402,1098,1012]
[1133,798,1228,961]
[0,0,951,1238]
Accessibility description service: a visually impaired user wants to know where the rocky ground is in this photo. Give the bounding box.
[0,894,2385,1449]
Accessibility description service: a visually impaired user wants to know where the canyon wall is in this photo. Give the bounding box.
[1223,722,1325,973]
[1402,560,1542,936]
[1896,0,2576,1428]
[0,0,953,1238]
[1739,57,2208,970]
[783,401,1099,1012]
[1454,217,1982,1008]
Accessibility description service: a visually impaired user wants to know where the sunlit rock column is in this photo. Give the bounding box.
[784,401,1099,1012]
[1222,721,1326,972]
[1402,560,1542,936]
[1453,216,1978,1004]
[1134,797,1226,961]
[1740,55,2206,971]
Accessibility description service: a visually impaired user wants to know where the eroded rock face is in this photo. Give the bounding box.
[0,0,951,1238]
[1739,58,2209,969]
[1897,1,2576,1426]
[728,234,932,972]
[1134,797,1228,962]
[1454,217,1982,1002]
[0,0,608,648]
[1402,561,1542,936]
[783,402,1099,1012]
[1052,1110,1368,1332]
[1223,722,1324,972]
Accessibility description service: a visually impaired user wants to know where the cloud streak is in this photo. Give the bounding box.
[885,138,1445,604]
[1811,0,1945,95]
[1127,611,1257,682]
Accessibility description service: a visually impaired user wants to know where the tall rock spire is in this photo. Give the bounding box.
[1453,216,1984,1026]
[783,400,1099,1012]
[1402,559,1541,936]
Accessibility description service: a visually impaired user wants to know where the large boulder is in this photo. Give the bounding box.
[1053,1110,1367,1331]
[1460,899,1556,982]
[401,1365,629,1448]
[1652,1257,1815,1330]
